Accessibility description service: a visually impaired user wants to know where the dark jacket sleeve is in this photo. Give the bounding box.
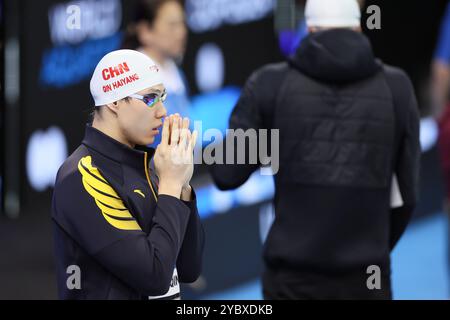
[385,66,421,249]
[176,189,205,283]
[52,168,191,296]
[210,63,288,190]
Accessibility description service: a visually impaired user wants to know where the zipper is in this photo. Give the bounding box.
[144,152,158,201]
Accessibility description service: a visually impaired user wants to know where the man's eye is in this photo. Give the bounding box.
[144,94,158,105]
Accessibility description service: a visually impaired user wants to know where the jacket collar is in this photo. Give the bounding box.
[82,125,155,171]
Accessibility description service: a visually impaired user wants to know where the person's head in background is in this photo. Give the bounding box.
[90,50,167,148]
[305,0,362,33]
[124,0,187,65]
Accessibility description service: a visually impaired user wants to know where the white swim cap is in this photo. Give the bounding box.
[90,49,163,106]
[305,0,361,28]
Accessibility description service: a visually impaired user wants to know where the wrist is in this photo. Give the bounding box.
[181,184,193,201]
[158,180,183,199]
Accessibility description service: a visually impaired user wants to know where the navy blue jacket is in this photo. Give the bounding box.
[211,29,420,279]
[52,125,204,299]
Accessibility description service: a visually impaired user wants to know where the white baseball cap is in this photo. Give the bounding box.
[90,49,163,106]
[305,0,361,28]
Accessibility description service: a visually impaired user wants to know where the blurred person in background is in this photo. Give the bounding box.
[430,0,450,296]
[211,0,420,299]
[123,0,190,121]
[52,49,204,300]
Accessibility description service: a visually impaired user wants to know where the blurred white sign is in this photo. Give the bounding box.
[26,126,68,191]
[186,0,274,32]
[48,0,122,45]
[195,43,225,92]
[420,116,438,153]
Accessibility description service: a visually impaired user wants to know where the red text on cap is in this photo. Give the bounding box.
[102,62,130,80]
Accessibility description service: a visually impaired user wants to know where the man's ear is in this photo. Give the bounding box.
[105,101,120,115]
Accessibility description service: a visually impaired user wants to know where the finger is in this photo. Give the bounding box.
[182,117,190,149]
[189,130,198,152]
[161,117,170,145]
[171,114,180,145]
[170,114,178,130]
[170,114,179,144]
[181,129,192,164]
[178,115,182,133]
[167,115,173,144]
[178,115,183,140]
[172,113,180,129]
[182,117,190,131]
[180,119,189,149]
[169,114,175,130]
[182,117,189,145]
[184,130,192,151]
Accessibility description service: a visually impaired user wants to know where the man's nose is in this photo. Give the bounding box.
[155,103,167,118]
